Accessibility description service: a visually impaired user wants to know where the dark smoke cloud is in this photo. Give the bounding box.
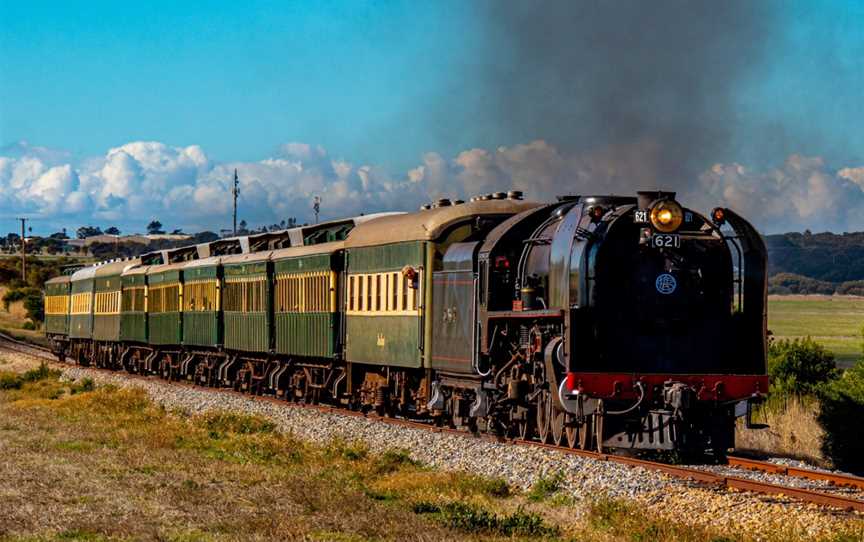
[464,0,777,192]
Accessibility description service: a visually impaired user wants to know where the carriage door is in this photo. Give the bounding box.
[431,242,480,374]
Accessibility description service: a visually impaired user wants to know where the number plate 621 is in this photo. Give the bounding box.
[652,234,680,249]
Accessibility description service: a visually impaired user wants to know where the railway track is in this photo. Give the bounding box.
[2,332,863,513]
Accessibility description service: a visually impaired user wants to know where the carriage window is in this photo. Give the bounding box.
[375,275,381,311]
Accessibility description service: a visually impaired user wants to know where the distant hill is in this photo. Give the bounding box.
[766,231,864,294]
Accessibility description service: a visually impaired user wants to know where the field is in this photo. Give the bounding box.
[768,295,864,368]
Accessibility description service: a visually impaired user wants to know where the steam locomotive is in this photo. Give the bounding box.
[44,191,768,454]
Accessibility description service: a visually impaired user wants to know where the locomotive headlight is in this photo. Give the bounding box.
[649,200,684,233]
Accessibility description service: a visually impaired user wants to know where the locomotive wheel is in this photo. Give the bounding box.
[565,416,580,449]
[536,390,552,443]
[571,415,592,450]
[594,412,604,453]
[551,407,565,446]
[516,407,534,441]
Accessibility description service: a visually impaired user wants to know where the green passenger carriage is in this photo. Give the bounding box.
[343,199,538,370]
[344,240,426,368]
[182,257,223,348]
[146,263,185,346]
[69,265,97,340]
[44,275,71,336]
[342,198,538,413]
[272,242,344,359]
[93,260,136,342]
[221,253,271,354]
[120,266,149,344]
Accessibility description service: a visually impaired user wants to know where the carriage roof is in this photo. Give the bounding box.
[344,199,541,248]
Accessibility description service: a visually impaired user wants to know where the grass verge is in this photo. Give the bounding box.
[0,367,859,541]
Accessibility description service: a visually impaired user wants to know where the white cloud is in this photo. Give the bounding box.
[695,155,864,232]
[2,138,863,234]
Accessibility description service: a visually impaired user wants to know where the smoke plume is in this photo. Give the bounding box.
[462,1,775,191]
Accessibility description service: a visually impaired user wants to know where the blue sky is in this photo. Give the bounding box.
[2,1,864,234]
[0,0,484,168]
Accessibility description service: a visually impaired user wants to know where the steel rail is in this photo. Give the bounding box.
[2,332,863,512]
[726,455,864,491]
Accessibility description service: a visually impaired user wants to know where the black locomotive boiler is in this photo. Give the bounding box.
[45,190,768,455]
[430,191,767,453]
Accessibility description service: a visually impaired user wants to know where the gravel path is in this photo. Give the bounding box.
[2,348,862,539]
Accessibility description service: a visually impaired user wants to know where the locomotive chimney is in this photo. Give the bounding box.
[637,190,677,209]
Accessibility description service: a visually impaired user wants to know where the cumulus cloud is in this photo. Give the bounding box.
[695,155,864,233]
[1,138,863,234]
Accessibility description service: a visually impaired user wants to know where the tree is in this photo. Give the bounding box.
[171,228,184,235]
[238,220,248,234]
[287,217,298,228]
[146,220,164,235]
[104,226,121,235]
[76,226,102,239]
[768,337,839,396]
[192,231,220,244]
[49,230,68,240]
[36,237,63,255]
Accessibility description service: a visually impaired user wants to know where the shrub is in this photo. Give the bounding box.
[767,273,835,295]
[527,471,564,501]
[324,438,368,461]
[2,286,44,323]
[71,378,95,394]
[22,363,60,383]
[768,337,839,396]
[0,363,60,391]
[411,501,556,537]
[197,412,276,438]
[371,448,419,474]
[23,292,44,322]
[818,360,864,472]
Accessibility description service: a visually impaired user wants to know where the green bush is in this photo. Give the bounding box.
[2,286,44,323]
[527,471,564,501]
[767,272,835,295]
[818,360,864,472]
[768,337,839,396]
[411,501,556,537]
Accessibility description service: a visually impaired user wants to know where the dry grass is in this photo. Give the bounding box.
[0,286,48,346]
[736,395,828,466]
[0,368,859,541]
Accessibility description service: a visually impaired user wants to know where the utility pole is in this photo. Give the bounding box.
[232,168,240,236]
[16,217,26,282]
[313,196,321,224]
